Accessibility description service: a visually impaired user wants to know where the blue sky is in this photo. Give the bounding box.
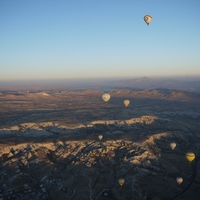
[0,0,200,80]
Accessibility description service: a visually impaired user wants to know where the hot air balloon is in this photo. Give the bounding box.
[144,15,152,25]
[185,152,195,163]
[170,142,176,150]
[176,177,183,185]
[123,100,130,108]
[118,178,125,186]
[98,135,103,141]
[102,93,111,103]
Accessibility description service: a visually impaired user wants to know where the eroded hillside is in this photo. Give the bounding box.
[0,90,200,200]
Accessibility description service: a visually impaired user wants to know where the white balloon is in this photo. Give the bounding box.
[98,135,103,140]
[102,93,111,103]
[170,142,176,150]
[176,177,183,185]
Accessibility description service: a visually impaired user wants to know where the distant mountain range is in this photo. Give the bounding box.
[0,77,200,93]
[107,77,200,92]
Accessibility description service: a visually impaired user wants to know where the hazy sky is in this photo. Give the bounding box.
[0,0,200,80]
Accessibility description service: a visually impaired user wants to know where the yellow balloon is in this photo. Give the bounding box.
[170,142,176,150]
[118,178,125,186]
[98,135,103,140]
[123,100,130,108]
[185,152,195,162]
[176,177,183,185]
[102,93,111,103]
[144,15,152,25]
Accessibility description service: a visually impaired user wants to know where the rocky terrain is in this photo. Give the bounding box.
[0,89,200,200]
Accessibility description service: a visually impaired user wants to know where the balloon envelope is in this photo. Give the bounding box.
[102,93,111,103]
[98,135,103,140]
[170,142,176,150]
[186,152,195,162]
[123,100,130,108]
[176,177,183,185]
[144,15,152,25]
[118,178,125,186]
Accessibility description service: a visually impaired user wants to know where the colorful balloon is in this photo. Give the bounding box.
[185,152,195,162]
[102,93,111,103]
[144,15,152,25]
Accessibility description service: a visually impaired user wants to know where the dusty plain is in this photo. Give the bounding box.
[0,89,200,200]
